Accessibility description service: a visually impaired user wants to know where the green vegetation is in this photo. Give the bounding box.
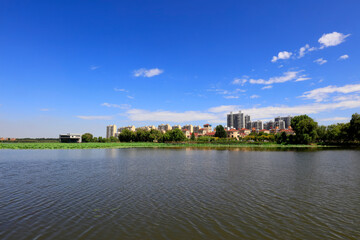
[215,125,227,138]
[118,128,186,142]
[0,142,332,150]
[277,113,360,145]
[81,133,93,142]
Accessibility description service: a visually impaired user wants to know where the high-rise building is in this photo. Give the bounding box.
[264,121,274,130]
[276,120,286,129]
[245,115,251,129]
[227,111,246,129]
[106,125,117,138]
[274,116,293,128]
[251,120,263,130]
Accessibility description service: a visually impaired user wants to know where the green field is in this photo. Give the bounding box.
[0,142,333,150]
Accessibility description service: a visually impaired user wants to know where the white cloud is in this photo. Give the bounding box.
[338,54,349,60]
[295,75,311,82]
[76,115,113,120]
[125,97,360,124]
[298,44,317,58]
[40,108,50,111]
[208,105,240,113]
[114,88,128,92]
[271,51,293,62]
[127,96,135,99]
[224,96,239,99]
[232,78,248,85]
[90,65,100,70]
[101,103,131,109]
[333,95,360,102]
[261,85,273,90]
[314,58,327,65]
[134,68,164,77]
[249,71,299,85]
[318,117,349,122]
[212,100,360,119]
[126,109,221,123]
[301,84,360,102]
[299,44,309,58]
[318,32,350,48]
[250,95,260,99]
[209,88,246,96]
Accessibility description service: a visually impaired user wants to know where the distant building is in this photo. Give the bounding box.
[245,115,251,129]
[106,125,117,138]
[226,129,239,139]
[275,116,293,128]
[172,125,181,130]
[251,120,263,130]
[158,124,172,133]
[193,125,201,133]
[59,133,82,143]
[182,129,191,139]
[182,124,193,133]
[136,125,156,131]
[275,120,286,130]
[264,121,274,130]
[239,128,251,136]
[118,126,136,133]
[227,111,246,129]
[203,124,212,132]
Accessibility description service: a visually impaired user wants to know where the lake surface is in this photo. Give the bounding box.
[0,148,359,240]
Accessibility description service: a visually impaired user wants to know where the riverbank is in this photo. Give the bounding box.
[0,142,337,149]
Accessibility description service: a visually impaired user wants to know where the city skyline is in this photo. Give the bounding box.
[1,1,360,138]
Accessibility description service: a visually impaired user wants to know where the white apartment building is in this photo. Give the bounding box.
[106,125,117,138]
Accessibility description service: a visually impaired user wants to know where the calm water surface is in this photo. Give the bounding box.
[0,148,359,239]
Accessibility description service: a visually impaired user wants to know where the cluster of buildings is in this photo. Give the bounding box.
[107,124,214,139]
[225,111,294,139]
[226,111,292,131]
[0,137,16,141]
[106,111,294,140]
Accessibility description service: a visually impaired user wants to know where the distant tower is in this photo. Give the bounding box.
[227,111,247,129]
[106,125,117,138]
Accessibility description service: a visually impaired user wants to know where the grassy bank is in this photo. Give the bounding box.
[0,142,335,150]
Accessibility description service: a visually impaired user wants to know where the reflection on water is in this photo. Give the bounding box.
[0,148,359,240]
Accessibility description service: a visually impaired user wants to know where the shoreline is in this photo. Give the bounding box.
[0,142,343,150]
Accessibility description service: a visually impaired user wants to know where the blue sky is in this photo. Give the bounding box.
[1,0,360,137]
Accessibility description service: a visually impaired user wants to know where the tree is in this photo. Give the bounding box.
[214,125,227,138]
[349,113,360,141]
[167,129,186,142]
[135,129,150,142]
[118,129,136,142]
[82,133,93,142]
[109,136,118,142]
[190,132,195,141]
[149,129,163,142]
[291,115,318,144]
[316,125,327,143]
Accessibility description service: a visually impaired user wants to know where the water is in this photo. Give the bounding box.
[0,148,359,239]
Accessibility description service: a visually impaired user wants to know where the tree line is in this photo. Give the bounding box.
[81,113,360,145]
[276,113,360,144]
[81,128,187,143]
